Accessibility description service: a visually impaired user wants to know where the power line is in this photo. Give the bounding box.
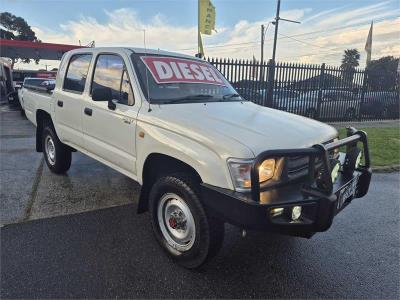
[278,16,399,39]
[173,16,399,54]
[277,33,339,51]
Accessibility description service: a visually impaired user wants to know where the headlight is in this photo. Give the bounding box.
[227,158,279,191]
[259,159,276,182]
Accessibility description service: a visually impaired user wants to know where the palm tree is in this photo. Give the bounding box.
[341,49,360,82]
[341,49,360,69]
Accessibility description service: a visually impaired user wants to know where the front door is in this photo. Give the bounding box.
[82,54,138,175]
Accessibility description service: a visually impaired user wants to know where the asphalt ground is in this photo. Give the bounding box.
[1,100,399,298]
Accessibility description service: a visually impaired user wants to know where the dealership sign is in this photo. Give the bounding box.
[141,56,225,85]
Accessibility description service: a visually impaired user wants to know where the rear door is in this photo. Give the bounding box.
[82,53,138,175]
[54,53,92,148]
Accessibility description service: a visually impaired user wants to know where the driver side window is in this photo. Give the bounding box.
[91,54,135,106]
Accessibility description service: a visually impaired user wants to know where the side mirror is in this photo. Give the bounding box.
[108,99,117,110]
[92,87,112,102]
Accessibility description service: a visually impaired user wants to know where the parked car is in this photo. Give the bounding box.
[0,58,15,101]
[289,90,359,120]
[18,78,55,111]
[237,88,299,108]
[360,91,399,119]
[23,47,371,268]
[12,69,57,90]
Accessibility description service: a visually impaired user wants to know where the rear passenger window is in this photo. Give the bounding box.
[63,54,92,93]
[91,54,134,106]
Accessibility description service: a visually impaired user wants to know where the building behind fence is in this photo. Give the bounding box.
[208,58,400,122]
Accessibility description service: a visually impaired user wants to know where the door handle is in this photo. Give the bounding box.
[84,107,93,116]
[123,117,132,124]
[57,100,63,107]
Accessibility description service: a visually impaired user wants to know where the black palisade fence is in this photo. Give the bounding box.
[207,57,400,122]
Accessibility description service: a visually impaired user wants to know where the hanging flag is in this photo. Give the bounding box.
[199,0,216,35]
[198,31,205,58]
[365,21,373,66]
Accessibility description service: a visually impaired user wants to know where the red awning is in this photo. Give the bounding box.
[0,39,86,60]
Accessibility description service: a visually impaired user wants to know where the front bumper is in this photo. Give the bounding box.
[201,128,372,238]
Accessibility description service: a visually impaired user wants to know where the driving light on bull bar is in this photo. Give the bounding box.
[291,206,302,221]
[331,161,340,183]
[259,159,276,182]
[355,151,362,169]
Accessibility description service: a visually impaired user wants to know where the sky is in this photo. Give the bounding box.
[2,0,400,70]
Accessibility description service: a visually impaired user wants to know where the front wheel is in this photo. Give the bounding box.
[149,174,224,269]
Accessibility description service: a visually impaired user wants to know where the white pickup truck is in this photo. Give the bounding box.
[23,47,372,268]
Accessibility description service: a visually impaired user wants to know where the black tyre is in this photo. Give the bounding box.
[149,174,224,269]
[42,124,72,174]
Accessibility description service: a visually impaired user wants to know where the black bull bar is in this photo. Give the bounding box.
[200,127,372,237]
[250,127,371,202]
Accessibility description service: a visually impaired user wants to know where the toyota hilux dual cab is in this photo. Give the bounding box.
[23,47,372,268]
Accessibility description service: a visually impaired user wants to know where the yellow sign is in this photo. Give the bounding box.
[199,0,216,35]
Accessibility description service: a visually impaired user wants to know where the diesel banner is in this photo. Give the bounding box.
[141,56,225,86]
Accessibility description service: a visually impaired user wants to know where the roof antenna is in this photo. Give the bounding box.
[143,29,152,112]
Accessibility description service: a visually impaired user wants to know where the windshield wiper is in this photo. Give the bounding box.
[222,93,242,100]
[167,94,215,104]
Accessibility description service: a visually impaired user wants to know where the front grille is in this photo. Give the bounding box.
[286,138,339,179]
[287,156,310,178]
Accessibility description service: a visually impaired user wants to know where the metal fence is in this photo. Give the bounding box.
[208,58,400,122]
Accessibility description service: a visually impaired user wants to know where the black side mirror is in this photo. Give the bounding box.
[92,87,112,102]
[108,99,117,110]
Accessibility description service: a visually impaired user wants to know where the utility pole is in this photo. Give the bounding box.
[260,24,265,65]
[271,0,300,62]
[266,0,300,107]
[272,0,281,62]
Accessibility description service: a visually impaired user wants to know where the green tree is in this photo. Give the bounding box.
[341,49,360,82]
[0,12,40,66]
[366,56,399,90]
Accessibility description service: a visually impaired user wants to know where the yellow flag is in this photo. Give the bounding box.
[199,0,216,35]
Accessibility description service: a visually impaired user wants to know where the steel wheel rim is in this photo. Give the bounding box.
[45,135,56,165]
[157,193,196,252]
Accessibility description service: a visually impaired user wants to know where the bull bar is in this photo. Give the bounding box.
[201,127,372,238]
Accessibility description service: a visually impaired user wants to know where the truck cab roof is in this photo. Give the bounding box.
[66,47,201,61]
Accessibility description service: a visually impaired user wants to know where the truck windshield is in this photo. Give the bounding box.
[131,53,242,104]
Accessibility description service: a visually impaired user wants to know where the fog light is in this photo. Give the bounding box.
[270,207,284,217]
[291,206,302,221]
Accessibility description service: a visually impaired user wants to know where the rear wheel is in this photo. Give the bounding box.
[42,124,71,174]
[149,174,224,269]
